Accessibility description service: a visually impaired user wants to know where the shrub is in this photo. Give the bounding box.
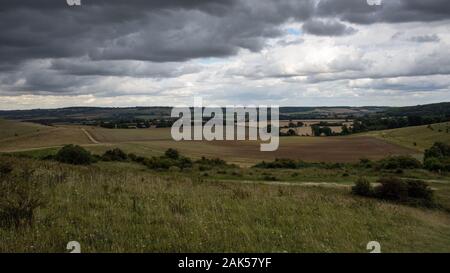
[128,153,138,161]
[254,158,298,169]
[406,180,433,202]
[424,157,444,172]
[375,177,408,201]
[102,148,128,161]
[0,167,45,229]
[377,155,422,170]
[359,158,372,168]
[352,178,373,197]
[55,144,93,165]
[196,157,228,167]
[424,142,450,172]
[165,148,180,160]
[424,142,450,159]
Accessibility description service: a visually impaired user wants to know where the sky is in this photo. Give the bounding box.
[0,0,449,110]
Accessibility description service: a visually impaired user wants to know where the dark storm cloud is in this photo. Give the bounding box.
[302,19,356,36]
[1,0,448,66]
[316,0,450,24]
[1,0,450,96]
[50,58,200,78]
[0,0,315,65]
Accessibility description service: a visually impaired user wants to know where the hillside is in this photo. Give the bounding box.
[364,122,450,152]
[0,119,93,152]
[0,119,50,140]
[1,156,449,252]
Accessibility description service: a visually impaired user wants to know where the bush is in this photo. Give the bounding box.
[375,177,408,201]
[424,157,444,172]
[55,145,93,165]
[196,157,228,167]
[254,158,298,169]
[406,180,433,202]
[0,167,45,229]
[352,178,373,197]
[358,158,372,168]
[363,177,437,207]
[102,148,128,162]
[128,153,138,161]
[165,148,180,160]
[424,142,450,172]
[377,155,422,170]
[424,142,450,159]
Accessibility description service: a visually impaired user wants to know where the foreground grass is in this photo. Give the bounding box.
[1,157,449,253]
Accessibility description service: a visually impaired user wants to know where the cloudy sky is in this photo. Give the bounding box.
[0,0,449,109]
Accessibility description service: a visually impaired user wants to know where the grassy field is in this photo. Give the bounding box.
[363,122,450,152]
[1,156,449,253]
[0,120,92,152]
[0,119,50,140]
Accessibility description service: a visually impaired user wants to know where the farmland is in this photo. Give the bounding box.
[0,120,418,165]
[1,118,449,253]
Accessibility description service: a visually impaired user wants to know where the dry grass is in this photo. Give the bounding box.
[0,156,449,253]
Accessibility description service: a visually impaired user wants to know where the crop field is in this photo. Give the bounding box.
[81,126,417,164]
[0,120,419,165]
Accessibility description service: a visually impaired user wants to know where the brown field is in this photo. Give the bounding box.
[0,120,418,165]
[83,126,416,165]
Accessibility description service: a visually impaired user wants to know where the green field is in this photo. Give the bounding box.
[0,119,92,152]
[363,122,450,152]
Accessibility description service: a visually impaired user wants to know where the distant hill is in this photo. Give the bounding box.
[385,102,450,118]
[0,105,387,122]
[0,102,448,124]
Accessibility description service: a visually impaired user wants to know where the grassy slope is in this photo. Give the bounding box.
[0,120,92,152]
[0,119,50,139]
[363,122,450,152]
[1,157,449,253]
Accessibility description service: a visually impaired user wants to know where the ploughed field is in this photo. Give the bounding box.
[0,119,419,165]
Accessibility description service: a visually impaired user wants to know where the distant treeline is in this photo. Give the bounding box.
[352,115,450,133]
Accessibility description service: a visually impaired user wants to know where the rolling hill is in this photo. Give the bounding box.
[363,122,450,152]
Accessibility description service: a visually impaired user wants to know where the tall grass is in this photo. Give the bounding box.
[0,156,449,253]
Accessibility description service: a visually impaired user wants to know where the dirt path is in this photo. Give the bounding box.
[211,179,352,188]
[210,178,449,189]
[81,128,100,144]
